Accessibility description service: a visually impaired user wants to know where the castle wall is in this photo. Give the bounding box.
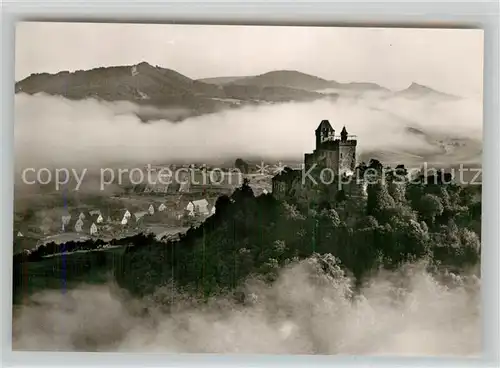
[338,141,357,173]
[323,150,339,172]
[320,140,339,151]
[304,153,314,170]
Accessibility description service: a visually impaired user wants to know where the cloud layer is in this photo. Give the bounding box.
[12,257,480,355]
[14,92,482,172]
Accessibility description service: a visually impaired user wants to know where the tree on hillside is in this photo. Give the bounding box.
[419,193,444,224]
[335,189,347,203]
[231,178,254,202]
[368,159,384,173]
[355,162,368,179]
[366,182,396,220]
[215,195,231,215]
[354,215,379,230]
[235,158,249,174]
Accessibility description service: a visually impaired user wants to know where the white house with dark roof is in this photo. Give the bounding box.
[75,218,84,233]
[61,214,72,231]
[189,199,210,216]
[90,223,98,236]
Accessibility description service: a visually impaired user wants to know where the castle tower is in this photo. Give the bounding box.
[305,120,357,175]
[340,126,348,142]
[338,126,357,175]
[315,120,335,148]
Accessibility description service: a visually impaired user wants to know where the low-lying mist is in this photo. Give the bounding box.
[12,256,480,355]
[14,91,482,172]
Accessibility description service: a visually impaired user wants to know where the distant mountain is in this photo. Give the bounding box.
[328,81,389,92]
[15,62,228,112]
[15,63,336,121]
[19,64,458,124]
[203,70,389,93]
[225,70,334,91]
[395,82,460,100]
[197,76,246,85]
[221,84,329,103]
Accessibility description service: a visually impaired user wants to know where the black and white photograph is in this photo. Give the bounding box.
[12,22,483,355]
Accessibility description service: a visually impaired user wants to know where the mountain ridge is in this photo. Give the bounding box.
[16,62,339,121]
[197,71,459,98]
[394,81,460,100]
[15,63,458,122]
[199,70,391,92]
[16,63,454,97]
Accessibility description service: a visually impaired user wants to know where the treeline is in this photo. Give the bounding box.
[13,159,482,303]
[12,233,159,302]
[114,160,481,297]
[13,233,157,264]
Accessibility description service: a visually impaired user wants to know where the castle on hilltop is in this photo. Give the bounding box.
[272,120,358,198]
[304,119,357,175]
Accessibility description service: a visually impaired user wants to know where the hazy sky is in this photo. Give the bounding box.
[15,22,484,96]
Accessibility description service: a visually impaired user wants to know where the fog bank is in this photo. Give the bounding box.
[14,92,482,171]
[13,256,480,355]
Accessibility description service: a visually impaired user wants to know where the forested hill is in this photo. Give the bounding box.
[13,160,481,303]
[15,63,336,122]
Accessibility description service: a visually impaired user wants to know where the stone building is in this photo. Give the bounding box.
[304,120,357,175]
[272,120,358,200]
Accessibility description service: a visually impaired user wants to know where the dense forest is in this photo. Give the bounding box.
[13,159,481,305]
